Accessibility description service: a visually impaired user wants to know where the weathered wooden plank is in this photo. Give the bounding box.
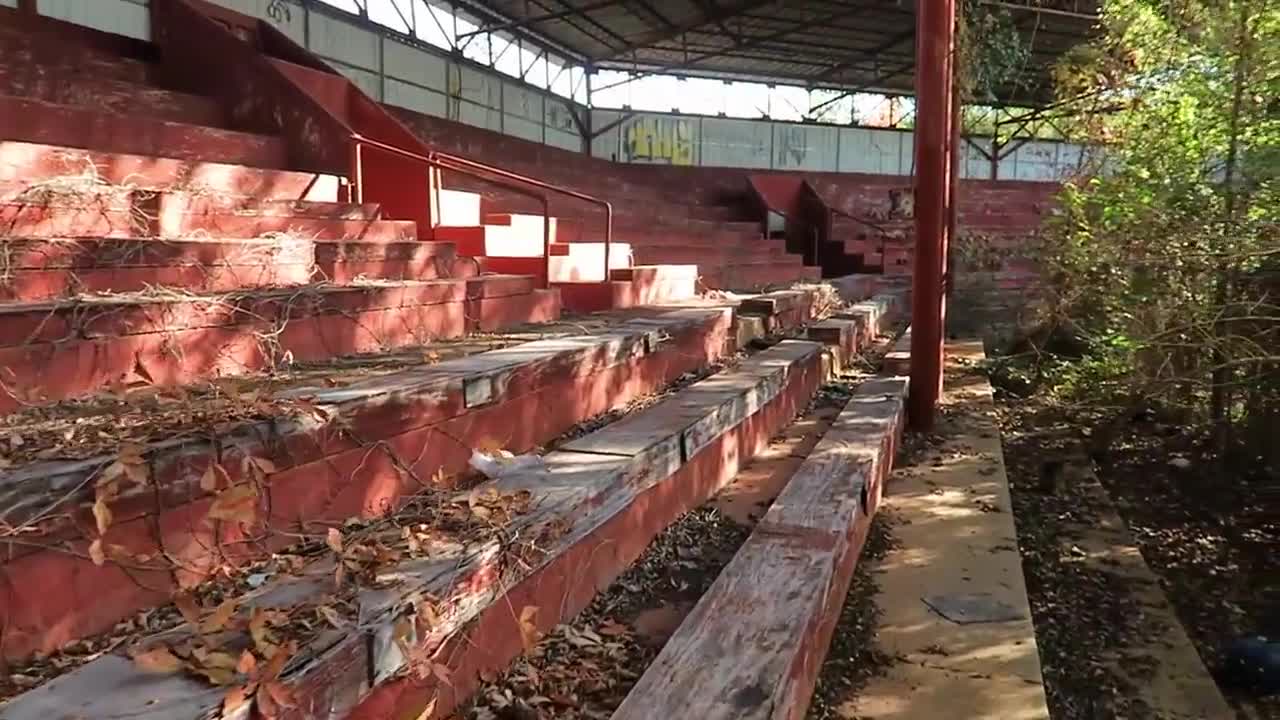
[0,308,728,530]
[611,533,834,720]
[611,376,908,720]
[759,378,906,541]
[562,341,820,469]
[0,334,823,720]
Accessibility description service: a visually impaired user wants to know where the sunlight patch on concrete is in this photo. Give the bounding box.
[844,341,1050,719]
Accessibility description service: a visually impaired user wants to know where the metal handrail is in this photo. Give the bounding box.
[348,132,614,286]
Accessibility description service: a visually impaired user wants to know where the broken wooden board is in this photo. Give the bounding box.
[611,376,908,720]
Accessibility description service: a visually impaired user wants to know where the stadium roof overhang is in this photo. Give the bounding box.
[450,0,1100,106]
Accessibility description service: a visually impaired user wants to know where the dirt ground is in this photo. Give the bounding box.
[996,390,1279,720]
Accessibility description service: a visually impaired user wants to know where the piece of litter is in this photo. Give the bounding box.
[469,450,544,479]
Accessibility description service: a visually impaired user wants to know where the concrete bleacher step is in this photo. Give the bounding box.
[0,95,288,168]
[0,337,831,720]
[0,276,557,413]
[553,263,699,312]
[0,237,468,300]
[0,71,226,128]
[612,376,908,720]
[0,305,740,662]
[0,141,341,201]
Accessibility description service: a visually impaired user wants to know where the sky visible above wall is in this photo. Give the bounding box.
[314,0,914,127]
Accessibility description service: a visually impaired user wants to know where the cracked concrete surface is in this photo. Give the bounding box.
[841,342,1050,719]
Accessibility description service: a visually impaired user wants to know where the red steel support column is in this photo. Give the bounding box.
[946,1,962,301]
[909,0,956,429]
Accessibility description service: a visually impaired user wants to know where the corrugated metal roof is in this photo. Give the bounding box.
[455,0,1100,104]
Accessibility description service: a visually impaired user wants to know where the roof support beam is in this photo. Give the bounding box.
[813,27,913,82]
[456,0,628,39]
[592,3,873,91]
[593,0,780,61]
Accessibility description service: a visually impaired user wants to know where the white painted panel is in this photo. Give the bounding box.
[773,123,837,171]
[837,128,901,174]
[699,117,769,168]
[962,138,994,179]
[383,38,447,91]
[308,10,378,70]
[38,0,150,39]
[208,0,305,43]
[384,77,447,116]
[0,0,19,8]
[590,110,624,160]
[502,81,543,123]
[546,127,580,153]
[505,115,542,143]
[328,59,381,99]
[544,100,577,135]
[1055,142,1086,178]
[458,100,501,132]
[898,132,915,176]
[453,65,500,111]
[1011,140,1059,181]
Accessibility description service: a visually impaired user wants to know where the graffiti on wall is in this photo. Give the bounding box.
[622,116,695,165]
[775,125,808,168]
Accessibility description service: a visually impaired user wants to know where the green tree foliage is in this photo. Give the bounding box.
[1034,0,1279,448]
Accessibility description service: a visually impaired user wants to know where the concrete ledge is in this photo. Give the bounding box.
[884,325,912,375]
[611,376,908,720]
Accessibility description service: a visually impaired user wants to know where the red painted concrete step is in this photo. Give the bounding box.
[554,264,699,312]
[0,277,556,412]
[0,24,152,85]
[0,96,287,168]
[0,336,818,719]
[0,68,225,127]
[0,307,735,661]
[0,237,315,300]
[0,237,467,300]
[0,141,338,200]
[612,377,908,720]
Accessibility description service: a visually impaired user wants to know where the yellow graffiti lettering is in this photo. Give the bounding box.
[623,117,693,165]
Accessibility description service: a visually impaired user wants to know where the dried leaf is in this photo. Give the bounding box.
[236,650,257,675]
[196,666,237,686]
[208,483,259,522]
[93,495,113,535]
[326,527,343,555]
[317,605,345,629]
[199,650,240,671]
[517,605,539,652]
[417,601,440,629]
[200,463,229,492]
[201,598,238,634]
[264,681,296,708]
[392,616,415,656]
[244,456,277,477]
[175,592,202,626]
[249,608,274,652]
[222,685,251,718]
[430,662,452,685]
[88,538,106,566]
[259,640,295,680]
[133,645,184,674]
[256,681,279,719]
[475,437,505,454]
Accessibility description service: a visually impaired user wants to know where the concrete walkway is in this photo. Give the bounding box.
[842,341,1050,720]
